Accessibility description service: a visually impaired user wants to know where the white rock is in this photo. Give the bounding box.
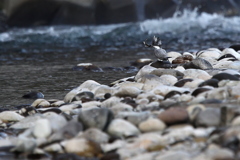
[31,99,50,108]
[184,69,211,80]
[10,114,43,129]
[159,75,178,86]
[92,85,114,98]
[77,80,101,91]
[101,96,121,108]
[51,100,65,107]
[110,103,133,115]
[114,86,142,98]
[0,111,24,122]
[59,103,80,112]
[135,65,156,81]
[43,112,68,132]
[81,101,102,108]
[114,81,144,90]
[44,143,63,153]
[175,66,185,72]
[138,118,166,132]
[213,60,232,69]
[197,49,221,59]
[222,48,240,60]
[64,88,79,103]
[151,85,189,96]
[183,79,204,88]
[231,116,240,126]
[101,140,126,153]
[107,119,140,138]
[33,119,52,138]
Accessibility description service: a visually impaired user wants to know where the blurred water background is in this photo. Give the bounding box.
[0,0,240,107]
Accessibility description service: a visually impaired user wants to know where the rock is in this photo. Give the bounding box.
[110,103,133,115]
[155,151,190,160]
[174,78,193,87]
[158,75,178,86]
[195,108,220,127]
[183,69,211,80]
[138,118,166,132]
[191,87,212,97]
[130,58,153,68]
[43,112,68,132]
[101,96,121,108]
[158,107,189,125]
[183,79,204,89]
[50,119,83,141]
[197,48,221,59]
[10,114,43,129]
[63,138,102,157]
[151,85,189,97]
[198,78,219,87]
[43,143,63,153]
[231,116,240,126]
[135,65,156,81]
[72,63,102,72]
[78,108,114,130]
[59,103,81,113]
[77,80,101,91]
[81,101,101,109]
[107,119,140,138]
[172,55,193,64]
[79,128,109,144]
[72,91,94,102]
[22,91,44,99]
[114,86,142,98]
[141,74,165,91]
[64,88,79,103]
[92,85,114,98]
[183,58,213,69]
[0,111,24,122]
[212,72,239,81]
[150,69,184,78]
[187,104,206,122]
[33,119,52,138]
[31,99,50,108]
[116,111,150,126]
[11,137,37,152]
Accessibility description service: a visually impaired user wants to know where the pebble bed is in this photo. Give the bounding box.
[1,46,240,160]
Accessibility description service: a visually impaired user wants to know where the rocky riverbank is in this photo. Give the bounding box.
[1,44,240,160]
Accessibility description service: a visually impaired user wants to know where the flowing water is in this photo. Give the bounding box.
[1,10,240,107]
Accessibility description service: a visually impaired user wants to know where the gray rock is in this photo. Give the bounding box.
[116,111,151,126]
[79,128,109,144]
[49,119,83,141]
[195,108,220,127]
[78,108,114,130]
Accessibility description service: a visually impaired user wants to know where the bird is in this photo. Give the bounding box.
[143,36,169,61]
